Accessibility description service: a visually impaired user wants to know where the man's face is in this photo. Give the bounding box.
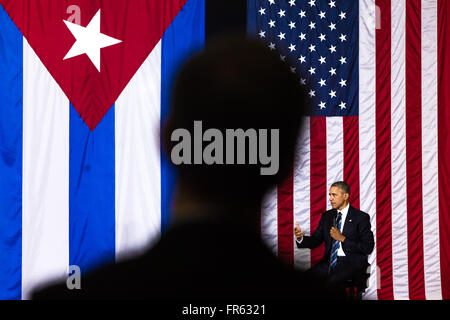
[329,186,348,210]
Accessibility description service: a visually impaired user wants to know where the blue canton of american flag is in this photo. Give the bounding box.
[248,0,358,117]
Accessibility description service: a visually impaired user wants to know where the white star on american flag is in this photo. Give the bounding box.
[318,101,326,109]
[329,90,337,98]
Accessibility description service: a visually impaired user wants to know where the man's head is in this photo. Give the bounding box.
[329,181,350,211]
[163,36,309,211]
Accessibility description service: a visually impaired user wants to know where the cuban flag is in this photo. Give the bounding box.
[0,0,204,300]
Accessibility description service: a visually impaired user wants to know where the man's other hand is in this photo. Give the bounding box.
[294,222,305,241]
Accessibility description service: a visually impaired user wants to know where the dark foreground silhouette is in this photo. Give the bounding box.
[33,36,343,300]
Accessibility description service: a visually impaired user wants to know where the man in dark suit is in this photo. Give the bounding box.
[294,181,374,292]
[32,36,342,300]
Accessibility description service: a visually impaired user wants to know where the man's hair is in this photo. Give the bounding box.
[331,181,351,195]
[163,36,309,204]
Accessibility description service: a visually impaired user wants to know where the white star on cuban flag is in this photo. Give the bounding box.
[63,9,122,72]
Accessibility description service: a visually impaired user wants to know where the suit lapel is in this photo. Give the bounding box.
[342,205,355,236]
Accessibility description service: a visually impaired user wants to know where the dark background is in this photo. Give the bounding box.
[206,0,247,41]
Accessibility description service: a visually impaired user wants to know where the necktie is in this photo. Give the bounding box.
[329,211,342,272]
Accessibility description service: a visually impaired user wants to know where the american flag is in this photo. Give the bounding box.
[248,0,450,300]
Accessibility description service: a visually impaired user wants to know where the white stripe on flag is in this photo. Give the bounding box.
[22,39,69,299]
[115,41,162,261]
[261,186,278,256]
[359,0,378,300]
[293,118,311,271]
[326,117,343,211]
[391,0,409,300]
[421,0,442,300]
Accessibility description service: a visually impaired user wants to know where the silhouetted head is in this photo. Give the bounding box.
[163,36,309,213]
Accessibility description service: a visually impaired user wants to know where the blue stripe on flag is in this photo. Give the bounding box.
[69,104,115,275]
[0,4,23,300]
[161,0,205,232]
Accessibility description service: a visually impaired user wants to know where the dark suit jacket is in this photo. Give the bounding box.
[296,206,374,278]
[33,216,342,300]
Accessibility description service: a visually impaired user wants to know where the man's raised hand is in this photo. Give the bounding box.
[294,221,305,241]
[330,226,346,242]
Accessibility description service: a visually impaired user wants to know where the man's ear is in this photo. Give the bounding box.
[344,193,349,201]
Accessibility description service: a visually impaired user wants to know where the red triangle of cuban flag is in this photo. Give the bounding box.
[0,0,187,130]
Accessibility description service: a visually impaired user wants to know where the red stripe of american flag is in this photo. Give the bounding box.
[309,117,327,267]
[376,0,394,300]
[405,0,426,300]
[343,116,360,210]
[277,172,294,265]
[438,0,450,300]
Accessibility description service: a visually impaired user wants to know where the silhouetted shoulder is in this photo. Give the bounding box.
[33,218,340,300]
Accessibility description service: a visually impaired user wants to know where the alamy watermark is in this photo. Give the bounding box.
[66,5,81,25]
[170,121,279,176]
[66,265,81,290]
[361,4,382,30]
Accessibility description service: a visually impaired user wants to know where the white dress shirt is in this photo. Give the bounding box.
[296,203,350,257]
[336,203,349,256]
